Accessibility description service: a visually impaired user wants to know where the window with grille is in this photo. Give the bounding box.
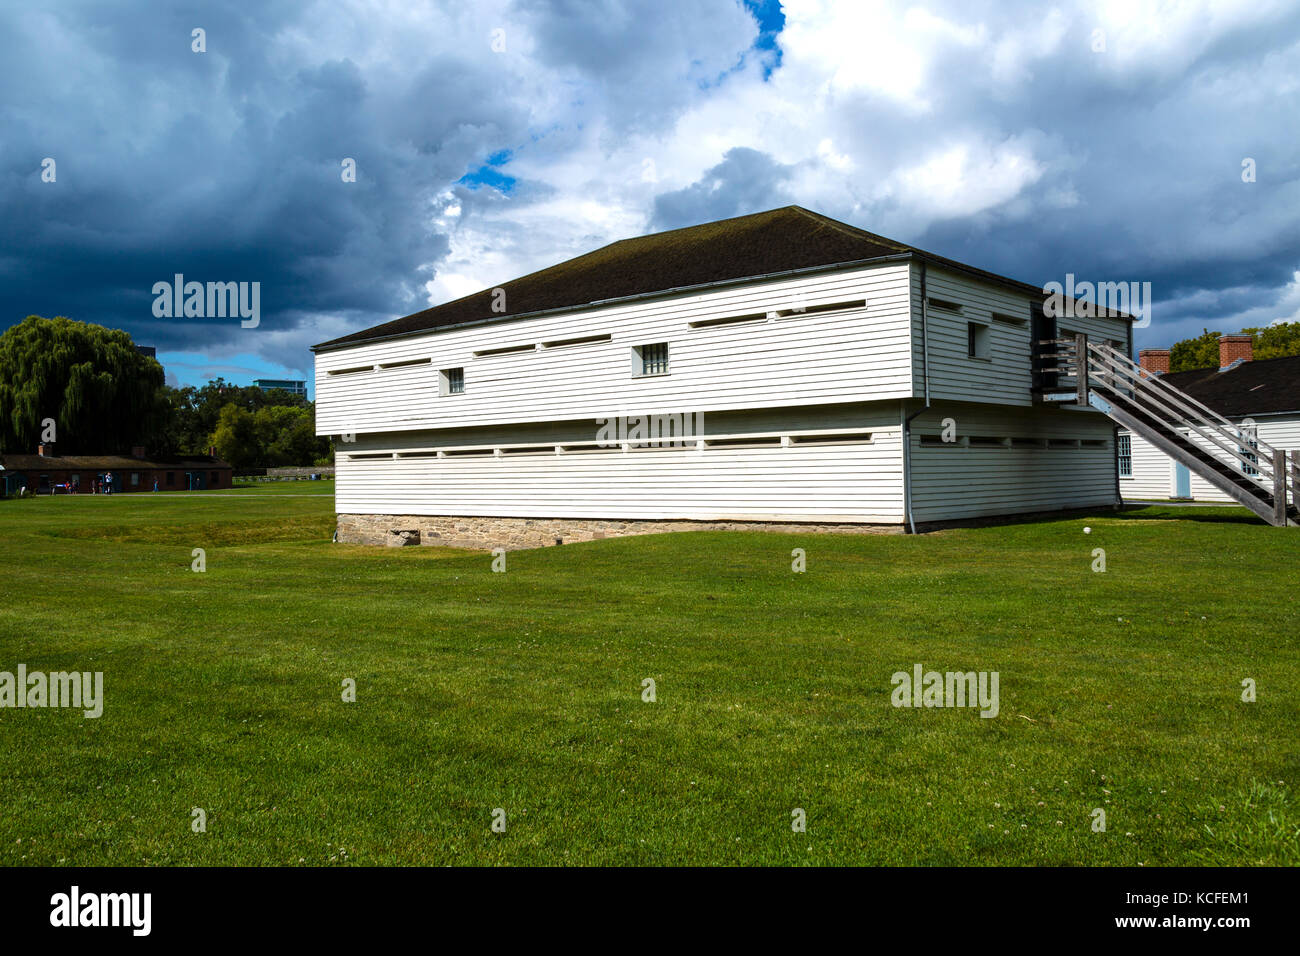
[635,343,669,376]
[1117,434,1132,477]
[1240,437,1258,476]
[440,367,465,395]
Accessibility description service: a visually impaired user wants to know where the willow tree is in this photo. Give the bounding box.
[0,315,168,454]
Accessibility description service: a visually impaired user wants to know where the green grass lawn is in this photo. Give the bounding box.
[1,487,1296,866]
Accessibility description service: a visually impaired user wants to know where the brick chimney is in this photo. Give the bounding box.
[1138,349,1170,376]
[1219,334,1253,369]
[37,442,52,457]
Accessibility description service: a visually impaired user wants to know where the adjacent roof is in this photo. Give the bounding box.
[315,205,1061,351]
[1160,354,1300,417]
[0,453,231,471]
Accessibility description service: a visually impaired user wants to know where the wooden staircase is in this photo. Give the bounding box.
[1036,335,1299,527]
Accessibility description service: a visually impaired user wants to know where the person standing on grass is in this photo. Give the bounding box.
[153,477,159,492]
[104,471,113,495]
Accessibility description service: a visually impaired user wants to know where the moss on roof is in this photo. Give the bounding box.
[315,205,1045,350]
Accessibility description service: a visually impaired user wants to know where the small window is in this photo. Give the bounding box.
[541,334,611,349]
[1117,435,1132,477]
[131,472,140,486]
[1240,437,1259,476]
[635,343,670,376]
[704,436,782,449]
[439,448,492,457]
[967,322,990,359]
[440,367,465,395]
[920,434,962,447]
[378,358,431,370]
[1011,437,1046,449]
[968,436,1009,447]
[473,344,535,357]
[927,297,963,313]
[789,432,873,445]
[688,312,768,329]
[1047,439,1080,448]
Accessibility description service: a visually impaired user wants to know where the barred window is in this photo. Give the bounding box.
[441,367,465,395]
[1117,434,1132,477]
[636,343,669,376]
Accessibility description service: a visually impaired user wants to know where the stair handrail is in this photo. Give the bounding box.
[1089,342,1275,453]
[1085,343,1276,485]
[1086,347,1274,484]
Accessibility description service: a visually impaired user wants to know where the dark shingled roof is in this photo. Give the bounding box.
[315,205,1052,351]
[1159,354,1300,417]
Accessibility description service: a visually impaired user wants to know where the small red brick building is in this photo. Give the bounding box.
[0,445,233,495]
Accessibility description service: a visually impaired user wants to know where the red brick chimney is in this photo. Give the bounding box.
[1138,349,1170,376]
[37,443,52,457]
[1219,334,1253,369]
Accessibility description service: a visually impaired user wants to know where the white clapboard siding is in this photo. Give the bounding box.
[909,402,1118,521]
[1119,429,1174,498]
[1122,414,1300,503]
[910,264,1130,408]
[316,263,913,435]
[335,404,905,522]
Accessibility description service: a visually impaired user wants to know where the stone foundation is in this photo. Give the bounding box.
[336,513,902,550]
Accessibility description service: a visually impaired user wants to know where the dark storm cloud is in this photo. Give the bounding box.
[650,147,795,230]
[0,1,530,373]
[3,0,1299,377]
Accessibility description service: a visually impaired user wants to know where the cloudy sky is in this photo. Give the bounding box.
[2,0,1298,396]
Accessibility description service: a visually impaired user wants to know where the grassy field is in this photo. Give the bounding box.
[0,486,1297,866]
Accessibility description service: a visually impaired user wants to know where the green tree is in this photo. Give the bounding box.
[210,405,260,468]
[1168,329,1221,373]
[1242,321,1300,360]
[0,315,168,454]
[1168,321,1300,372]
[166,378,311,456]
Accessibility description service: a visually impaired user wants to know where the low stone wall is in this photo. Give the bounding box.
[267,466,335,478]
[336,513,901,550]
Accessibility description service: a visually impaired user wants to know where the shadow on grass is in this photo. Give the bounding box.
[1113,505,1265,526]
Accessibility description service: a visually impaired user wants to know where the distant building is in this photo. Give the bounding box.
[0,444,232,495]
[1121,340,1300,503]
[254,378,308,398]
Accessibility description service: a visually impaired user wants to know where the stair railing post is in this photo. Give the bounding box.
[1075,332,1089,406]
[1291,451,1300,515]
[1273,448,1288,526]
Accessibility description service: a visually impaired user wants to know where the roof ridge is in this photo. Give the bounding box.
[787,206,914,254]
[604,205,804,247]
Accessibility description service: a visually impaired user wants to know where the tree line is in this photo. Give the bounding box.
[0,315,330,468]
[1169,322,1300,372]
